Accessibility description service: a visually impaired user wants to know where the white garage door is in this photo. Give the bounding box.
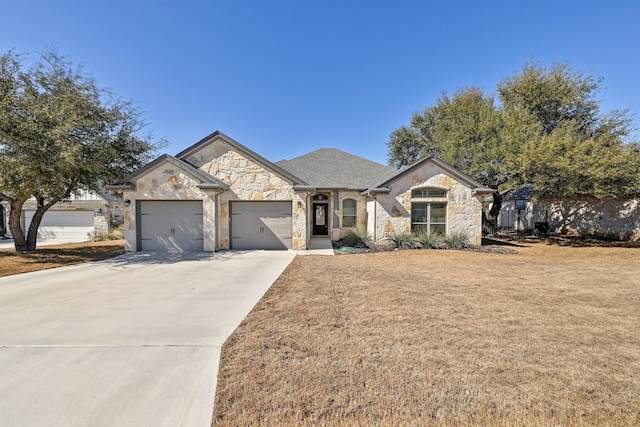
[24,210,95,240]
[139,201,203,251]
[231,201,292,250]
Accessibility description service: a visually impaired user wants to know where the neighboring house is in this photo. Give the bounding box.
[499,186,640,240]
[108,131,494,252]
[98,189,125,225]
[1,190,108,240]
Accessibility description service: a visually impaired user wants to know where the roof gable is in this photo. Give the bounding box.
[107,154,228,190]
[276,148,398,189]
[176,131,306,185]
[374,156,495,194]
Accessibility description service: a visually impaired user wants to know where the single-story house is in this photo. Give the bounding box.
[1,191,109,240]
[108,131,494,251]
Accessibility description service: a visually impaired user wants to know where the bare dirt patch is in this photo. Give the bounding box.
[214,243,640,426]
[0,240,124,277]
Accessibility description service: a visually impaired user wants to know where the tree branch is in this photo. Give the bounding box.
[0,191,14,203]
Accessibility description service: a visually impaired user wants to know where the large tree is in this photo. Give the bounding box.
[387,60,640,226]
[387,86,507,221]
[498,61,640,199]
[0,49,161,251]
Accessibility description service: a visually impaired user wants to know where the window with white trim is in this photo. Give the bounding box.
[411,188,447,234]
[342,199,356,228]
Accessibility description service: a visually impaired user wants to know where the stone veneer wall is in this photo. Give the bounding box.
[373,164,484,246]
[94,215,109,236]
[337,191,369,239]
[122,161,216,251]
[183,139,307,250]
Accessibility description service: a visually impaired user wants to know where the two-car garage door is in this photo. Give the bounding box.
[137,200,292,251]
[231,201,292,250]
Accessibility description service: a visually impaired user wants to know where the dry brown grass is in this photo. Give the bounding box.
[213,242,640,426]
[0,240,124,277]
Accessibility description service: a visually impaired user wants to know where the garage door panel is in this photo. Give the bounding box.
[139,201,203,251]
[24,210,95,240]
[231,202,292,250]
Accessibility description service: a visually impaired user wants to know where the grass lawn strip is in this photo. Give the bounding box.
[0,240,125,277]
[214,243,640,426]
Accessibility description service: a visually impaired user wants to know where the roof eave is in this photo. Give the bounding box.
[197,183,228,190]
[105,183,136,191]
[361,188,391,195]
[292,185,317,191]
[473,188,497,195]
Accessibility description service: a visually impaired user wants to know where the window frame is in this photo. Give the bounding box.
[341,198,357,228]
[410,187,448,235]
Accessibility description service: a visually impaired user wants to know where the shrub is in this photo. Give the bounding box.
[94,227,124,241]
[338,228,372,248]
[443,231,470,250]
[416,231,442,249]
[387,232,420,249]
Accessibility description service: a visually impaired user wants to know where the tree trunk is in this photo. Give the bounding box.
[8,195,58,252]
[8,197,31,252]
[487,192,503,228]
[25,206,48,251]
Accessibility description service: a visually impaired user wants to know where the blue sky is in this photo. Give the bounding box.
[2,1,638,165]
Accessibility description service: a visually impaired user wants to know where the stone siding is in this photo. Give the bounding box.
[184,138,307,249]
[122,161,216,251]
[94,215,109,236]
[373,164,483,245]
[337,191,368,239]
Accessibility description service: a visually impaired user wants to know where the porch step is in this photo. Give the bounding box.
[307,238,333,250]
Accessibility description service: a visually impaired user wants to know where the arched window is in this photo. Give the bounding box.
[342,199,356,228]
[411,188,447,234]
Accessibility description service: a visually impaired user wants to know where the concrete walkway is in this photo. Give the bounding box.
[0,250,296,427]
[298,237,335,256]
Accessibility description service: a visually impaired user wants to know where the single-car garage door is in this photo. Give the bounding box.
[24,210,95,240]
[139,201,203,251]
[231,201,292,250]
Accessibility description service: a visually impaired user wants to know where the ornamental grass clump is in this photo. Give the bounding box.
[416,231,443,249]
[338,228,372,249]
[443,231,470,250]
[388,232,420,249]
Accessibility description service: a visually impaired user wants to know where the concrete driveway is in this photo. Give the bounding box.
[0,250,296,427]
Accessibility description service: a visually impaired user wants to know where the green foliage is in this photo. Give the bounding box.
[388,87,504,186]
[387,232,420,249]
[415,231,443,249]
[337,227,372,248]
[387,59,640,224]
[0,49,163,251]
[0,226,5,236]
[443,231,470,250]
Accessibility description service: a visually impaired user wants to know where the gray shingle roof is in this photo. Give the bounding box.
[275,148,398,190]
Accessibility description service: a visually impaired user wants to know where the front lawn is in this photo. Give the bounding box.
[213,242,640,426]
[0,240,125,277]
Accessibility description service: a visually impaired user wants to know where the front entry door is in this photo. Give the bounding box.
[313,203,328,236]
